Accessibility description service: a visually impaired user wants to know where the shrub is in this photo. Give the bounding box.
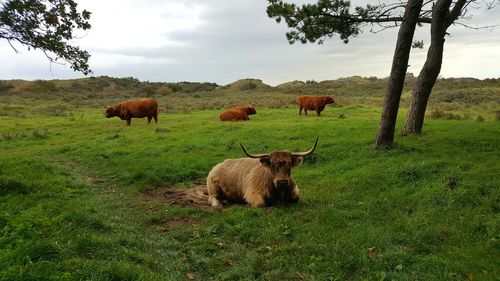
[34,80,57,93]
[428,109,446,119]
[156,85,173,96]
[428,109,463,120]
[177,82,219,93]
[167,83,183,92]
[0,81,13,93]
[102,84,122,95]
[13,80,58,94]
[136,85,154,97]
[240,81,257,90]
[226,79,271,91]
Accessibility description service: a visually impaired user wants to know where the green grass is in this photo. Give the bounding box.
[0,93,499,280]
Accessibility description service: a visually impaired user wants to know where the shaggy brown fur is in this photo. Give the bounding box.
[219,106,256,121]
[298,95,335,116]
[105,98,158,126]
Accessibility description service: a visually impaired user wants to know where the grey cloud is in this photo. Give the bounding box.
[1,0,499,84]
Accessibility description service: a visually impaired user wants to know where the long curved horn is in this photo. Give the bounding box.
[240,143,269,158]
[291,137,319,157]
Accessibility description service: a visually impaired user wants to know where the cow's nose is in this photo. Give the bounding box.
[277,180,289,187]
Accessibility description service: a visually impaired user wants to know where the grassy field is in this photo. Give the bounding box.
[0,77,499,280]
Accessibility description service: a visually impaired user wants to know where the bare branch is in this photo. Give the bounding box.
[451,21,498,30]
[6,39,19,53]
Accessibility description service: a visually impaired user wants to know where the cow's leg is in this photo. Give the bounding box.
[289,184,300,203]
[147,116,152,124]
[208,196,221,208]
[126,118,131,126]
[154,112,158,123]
[207,176,222,208]
[299,106,303,115]
[304,109,308,116]
[245,192,266,208]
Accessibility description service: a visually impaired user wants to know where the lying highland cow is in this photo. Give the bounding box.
[219,105,256,121]
[105,98,158,126]
[206,138,318,208]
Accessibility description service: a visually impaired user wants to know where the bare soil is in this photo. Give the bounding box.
[154,216,200,232]
[143,183,212,208]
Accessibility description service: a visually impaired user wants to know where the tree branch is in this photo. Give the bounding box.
[446,0,467,27]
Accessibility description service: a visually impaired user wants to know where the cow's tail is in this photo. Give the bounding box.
[153,99,159,118]
[180,184,210,206]
[160,184,210,207]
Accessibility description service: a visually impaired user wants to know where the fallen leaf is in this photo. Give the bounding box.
[403,246,411,253]
[180,254,188,261]
[468,272,474,281]
[224,259,234,266]
[187,272,195,280]
[367,246,376,258]
[266,246,273,252]
[216,242,224,248]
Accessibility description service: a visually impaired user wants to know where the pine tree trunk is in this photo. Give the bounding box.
[404,0,453,135]
[374,0,423,149]
[403,43,444,135]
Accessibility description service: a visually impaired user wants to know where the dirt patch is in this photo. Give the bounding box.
[154,217,200,231]
[143,183,241,209]
[143,183,212,209]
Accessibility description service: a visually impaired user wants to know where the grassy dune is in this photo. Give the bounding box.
[0,77,499,280]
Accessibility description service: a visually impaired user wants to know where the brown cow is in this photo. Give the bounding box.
[105,98,158,126]
[206,137,318,208]
[298,95,335,116]
[219,105,256,121]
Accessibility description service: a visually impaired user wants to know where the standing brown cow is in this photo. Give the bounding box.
[219,105,256,121]
[298,96,335,116]
[206,137,318,208]
[105,98,158,126]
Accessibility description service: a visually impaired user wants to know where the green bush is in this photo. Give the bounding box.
[428,109,464,120]
[0,81,13,93]
[136,85,154,97]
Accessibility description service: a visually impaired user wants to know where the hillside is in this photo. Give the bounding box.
[1,75,499,120]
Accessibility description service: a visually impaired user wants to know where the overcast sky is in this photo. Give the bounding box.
[0,0,499,85]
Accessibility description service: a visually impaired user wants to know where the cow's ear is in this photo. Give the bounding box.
[260,157,271,166]
[292,156,303,166]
